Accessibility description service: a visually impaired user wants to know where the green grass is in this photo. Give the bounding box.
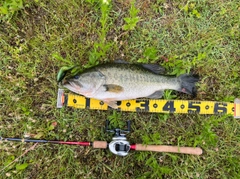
[0,0,239,178]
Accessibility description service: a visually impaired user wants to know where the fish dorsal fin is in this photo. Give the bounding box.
[104,84,123,93]
[141,64,166,74]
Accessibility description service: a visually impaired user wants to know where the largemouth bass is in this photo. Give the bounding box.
[58,62,198,108]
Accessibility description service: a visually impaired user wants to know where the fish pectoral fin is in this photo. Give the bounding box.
[104,101,118,109]
[104,84,123,93]
[141,64,166,74]
[147,90,164,99]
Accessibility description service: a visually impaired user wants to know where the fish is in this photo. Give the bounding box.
[58,62,199,108]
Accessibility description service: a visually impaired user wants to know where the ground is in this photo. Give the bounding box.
[0,0,239,178]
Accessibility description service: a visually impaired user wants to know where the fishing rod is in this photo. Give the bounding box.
[0,120,202,156]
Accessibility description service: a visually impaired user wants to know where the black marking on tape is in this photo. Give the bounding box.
[188,102,201,113]
[117,101,122,106]
[162,101,176,113]
[86,98,90,108]
[64,94,68,106]
[214,103,227,114]
[136,100,149,111]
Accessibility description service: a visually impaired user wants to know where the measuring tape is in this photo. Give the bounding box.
[57,89,240,118]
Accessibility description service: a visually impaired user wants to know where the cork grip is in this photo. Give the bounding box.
[92,141,108,149]
[135,144,203,155]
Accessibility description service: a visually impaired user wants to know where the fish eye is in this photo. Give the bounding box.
[74,75,79,79]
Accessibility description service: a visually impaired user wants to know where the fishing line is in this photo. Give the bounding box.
[57,89,240,118]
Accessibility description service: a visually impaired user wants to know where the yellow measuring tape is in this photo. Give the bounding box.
[57,89,240,118]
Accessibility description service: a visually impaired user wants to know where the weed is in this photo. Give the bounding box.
[137,46,158,63]
[142,132,162,145]
[107,111,125,129]
[85,0,113,68]
[180,2,201,18]
[123,0,140,31]
[0,0,24,22]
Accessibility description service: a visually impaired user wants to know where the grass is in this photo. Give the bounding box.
[0,0,239,178]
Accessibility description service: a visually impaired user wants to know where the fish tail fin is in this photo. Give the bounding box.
[178,74,199,97]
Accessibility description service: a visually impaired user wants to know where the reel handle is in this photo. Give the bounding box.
[132,144,203,155]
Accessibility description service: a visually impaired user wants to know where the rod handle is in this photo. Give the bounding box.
[134,144,203,155]
[92,141,108,149]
